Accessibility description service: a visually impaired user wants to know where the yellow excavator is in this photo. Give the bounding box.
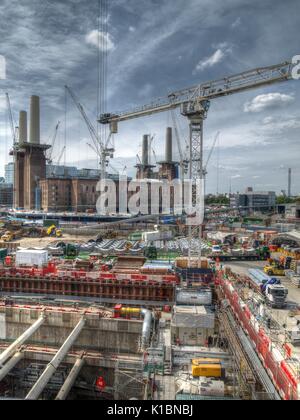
[46,225,62,238]
[1,231,15,242]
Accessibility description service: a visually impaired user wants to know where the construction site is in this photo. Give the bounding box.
[0,0,300,403]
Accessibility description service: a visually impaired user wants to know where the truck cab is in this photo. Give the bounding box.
[265,284,288,308]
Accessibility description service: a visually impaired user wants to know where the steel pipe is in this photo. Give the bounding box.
[141,309,152,350]
[55,357,85,400]
[0,352,24,382]
[0,315,45,368]
[25,317,86,400]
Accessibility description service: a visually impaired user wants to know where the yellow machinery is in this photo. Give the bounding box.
[114,305,142,319]
[46,225,62,238]
[1,231,14,242]
[192,358,224,378]
[264,264,285,276]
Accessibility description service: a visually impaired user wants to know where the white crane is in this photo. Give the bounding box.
[46,121,61,164]
[65,85,114,180]
[5,93,17,145]
[202,131,220,195]
[203,131,220,177]
[99,60,293,261]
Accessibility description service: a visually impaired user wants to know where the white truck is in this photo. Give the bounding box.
[263,283,288,309]
[248,269,288,309]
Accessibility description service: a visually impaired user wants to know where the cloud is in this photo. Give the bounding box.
[194,43,232,73]
[231,17,241,28]
[244,93,295,113]
[129,26,136,33]
[138,83,153,98]
[85,30,115,51]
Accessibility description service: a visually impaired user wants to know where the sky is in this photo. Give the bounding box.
[0,0,299,194]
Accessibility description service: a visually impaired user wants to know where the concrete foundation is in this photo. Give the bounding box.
[0,306,143,354]
[0,305,145,399]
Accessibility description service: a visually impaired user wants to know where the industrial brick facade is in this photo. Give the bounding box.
[40,178,99,212]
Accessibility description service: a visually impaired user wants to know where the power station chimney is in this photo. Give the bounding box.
[142,134,149,166]
[19,111,27,144]
[288,168,292,198]
[29,95,40,144]
[165,127,173,163]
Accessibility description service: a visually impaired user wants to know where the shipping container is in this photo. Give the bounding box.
[16,249,49,267]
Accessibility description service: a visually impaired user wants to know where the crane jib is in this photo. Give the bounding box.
[99,61,293,125]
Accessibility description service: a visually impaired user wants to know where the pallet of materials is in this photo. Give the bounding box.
[291,276,300,288]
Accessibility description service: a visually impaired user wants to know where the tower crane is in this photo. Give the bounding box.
[99,60,293,261]
[148,134,156,165]
[5,93,18,209]
[46,121,61,164]
[87,143,126,176]
[152,148,158,165]
[56,146,66,167]
[65,85,114,179]
[50,146,66,177]
[5,93,17,145]
[203,131,220,177]
[202,131,220,195]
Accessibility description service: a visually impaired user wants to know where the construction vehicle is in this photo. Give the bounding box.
[1,231,14,242]
[46,225,62,238]
[262,281,288,309]
[192,358,224,378]
[0,229,24,242]
[264,260,285,276]
[248,269,288,308]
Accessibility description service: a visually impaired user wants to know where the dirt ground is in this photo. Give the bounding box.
[17,234,93,249]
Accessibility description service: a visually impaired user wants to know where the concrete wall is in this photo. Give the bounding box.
[0,307,142,354]
[171,325,215,346]
[0,313,6,340]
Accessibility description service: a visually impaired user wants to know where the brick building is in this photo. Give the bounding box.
[40,178,98,212]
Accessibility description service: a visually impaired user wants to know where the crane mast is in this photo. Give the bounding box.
[99,60,293,261]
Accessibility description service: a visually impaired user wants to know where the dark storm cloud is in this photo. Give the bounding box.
[0,0,299,193]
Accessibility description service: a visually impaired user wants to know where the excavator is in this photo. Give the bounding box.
[46,225,63,238]
[1,231,16,242]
